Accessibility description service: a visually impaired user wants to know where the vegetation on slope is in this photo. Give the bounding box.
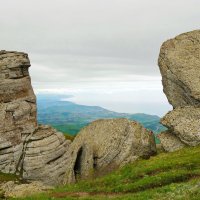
[15,145,200,200]
[63,133,75,141]
[0,173,19,198]
[0,172,18,183]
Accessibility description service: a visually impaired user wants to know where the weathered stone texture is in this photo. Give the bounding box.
[0,51,70,185]
[158,30,200,108]
[0,181,53,198]
[158,131,185,152]
[0,50,157,186]
[0,51,37,174]
[161,106,200,146]
[0,51,35,103]
[64,119,156,183]
[23,125,71,185]
[158,30,200,152]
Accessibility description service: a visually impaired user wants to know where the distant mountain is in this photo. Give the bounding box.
[37,94,166,136]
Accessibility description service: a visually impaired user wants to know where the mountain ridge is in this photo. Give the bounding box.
[37,94,166,136]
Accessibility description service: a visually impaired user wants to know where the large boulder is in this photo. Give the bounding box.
[161,106,200,146]
[158,30,200,108]
[0,51,70,185]
[158,30,200,151]
[158,131,185,152]
[64,119,156,183]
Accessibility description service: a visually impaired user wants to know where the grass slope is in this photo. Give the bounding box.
[0,172,18,183]
[16,145,200,200]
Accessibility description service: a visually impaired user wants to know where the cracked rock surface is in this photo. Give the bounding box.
[158,30,200,151]
[161,106,200,147]
[0,51,70,185]
[158,30,200,108]
[64,118,156,183]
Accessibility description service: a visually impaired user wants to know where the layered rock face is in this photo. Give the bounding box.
[0,51,37,174]
[0,51,70,185]
[64,119,156,183]
[23,125,71,185]
[158,30,200,151]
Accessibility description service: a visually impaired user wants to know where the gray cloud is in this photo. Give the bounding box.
[0,0,199,85]
[3,0,200,115]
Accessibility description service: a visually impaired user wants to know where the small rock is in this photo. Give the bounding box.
[0,181,53,198]
[158,131,185,152]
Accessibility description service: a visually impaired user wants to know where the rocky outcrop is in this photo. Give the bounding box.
[0,51,70,185]
[23,125,71,185]
[158,30,200,151]
[158,30,200,108]
[64,119,156,183]
[0,51,37,174]
[0,181,53,198]
[158,131,185,152]
[161,106,200,146]
[0,50,157,186]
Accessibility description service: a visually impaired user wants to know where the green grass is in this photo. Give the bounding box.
[53,124,86,136]
[11,146,200,199]
[0,172,18,183]
[63,133,75,141]
[0,172,19,198]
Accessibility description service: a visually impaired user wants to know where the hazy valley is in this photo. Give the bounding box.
[37,94,166,139]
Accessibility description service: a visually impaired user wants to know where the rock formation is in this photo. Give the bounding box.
[0,51,70,185]
[157,131,185,152]
[0,181,53,198]
[23,125,71,185]
[64,119,156,183]
[0,51,37,174]
[158,30,200,108]
[161,106,200,146]
[0,50,157,185]
[158,30,200,151]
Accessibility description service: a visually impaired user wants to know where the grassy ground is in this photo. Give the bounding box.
[0,172,18,183]
[0,172,19,199]
[63,133,75,141]
[12,146,200,200]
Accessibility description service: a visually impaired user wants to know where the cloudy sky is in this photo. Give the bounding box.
[1,0,200,116]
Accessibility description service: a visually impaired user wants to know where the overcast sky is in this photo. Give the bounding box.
[1,0,200,116]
